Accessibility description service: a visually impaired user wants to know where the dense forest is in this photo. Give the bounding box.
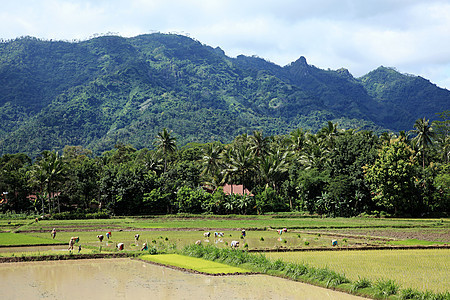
[1,114,448,218]
[1,34,449,157]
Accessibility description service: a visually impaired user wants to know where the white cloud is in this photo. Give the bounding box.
[0,0,449,89]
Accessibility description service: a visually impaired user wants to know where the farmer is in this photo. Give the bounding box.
[141,243,148,251]
[282,228,288,233]
[97,234,104,242]
[51,228,56,239]
[241,229,246,238]
[106,231,111,239]
[231,240,239,248]
[117,243,124,251]
[277,229,283,235]
[195,240,202,245]
[204,232,210,238]
[135,234,140,242]
[68,237,78,251]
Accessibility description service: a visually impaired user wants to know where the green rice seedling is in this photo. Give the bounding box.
[284,262,308,279]
[400,287,424,299]
[271,258,285,271]
[260,237,264,241]
[400,288,449,300]
[325,270,349,288]
[148,246,158,255]
[350,276,371,292]
[308,266,330,282]
[304,241,309,246]
[297,234,301,238]
[375,279,399,298]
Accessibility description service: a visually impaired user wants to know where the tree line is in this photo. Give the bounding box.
[0,114,448,217]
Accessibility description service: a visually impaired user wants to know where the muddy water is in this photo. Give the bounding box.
[0,245,66,253]
[0,258,366,300]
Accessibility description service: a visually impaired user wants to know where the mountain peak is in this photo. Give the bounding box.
[286,56,310,77]
[336,68,354,79]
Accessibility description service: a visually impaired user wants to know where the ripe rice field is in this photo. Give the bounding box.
[265,249,450,293]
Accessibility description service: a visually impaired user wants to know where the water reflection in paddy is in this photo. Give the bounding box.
[0,258,366,299]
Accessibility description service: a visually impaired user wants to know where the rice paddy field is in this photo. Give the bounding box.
[141,253,252,274]
[0,215,448,297]
[265,249,450,293]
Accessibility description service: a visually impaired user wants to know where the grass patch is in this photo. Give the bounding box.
[0,232,61,246]
[140,254,252,274]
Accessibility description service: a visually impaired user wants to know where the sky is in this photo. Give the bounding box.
[2,0,450,90]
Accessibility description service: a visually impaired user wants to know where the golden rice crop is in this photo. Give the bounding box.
[265,249,449,293]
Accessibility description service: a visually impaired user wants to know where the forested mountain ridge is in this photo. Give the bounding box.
[0,33,448,157]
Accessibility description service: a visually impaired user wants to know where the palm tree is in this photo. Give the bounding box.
[222,144,255,193]
[258,150,289,191]
[200,143,223,189]
[300,133,330,170]
[288,128,306,154]
[143,150,164,176]
[249,130,270,158]
[30,151,66,213]
[411,117,435,168]
[318,121,339,150]
[154,128,177,172]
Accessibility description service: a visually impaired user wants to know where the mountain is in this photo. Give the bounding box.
[0,33,448,157]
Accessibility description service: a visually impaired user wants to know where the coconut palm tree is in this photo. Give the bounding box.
[288,128,306,154]
[200,143,223,189]
[29,151,67,213]
[411,117,435,168]
[318,121,340,150]
[221,144,255,193]
[249,130,270,158]
[154,128,177,172]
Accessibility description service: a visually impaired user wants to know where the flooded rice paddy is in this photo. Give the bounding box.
[0,245,67,253]
[0,258,366,299]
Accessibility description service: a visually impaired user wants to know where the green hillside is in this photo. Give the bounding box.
[0,34,448,156]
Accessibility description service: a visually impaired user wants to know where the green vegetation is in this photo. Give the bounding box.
[265,249,450,293]
[1,115,448,218]
[0,34,448,158]
[140,253,252,274]
[182,244,449,299]
[0,216,448,299]
[0,232,61,246]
